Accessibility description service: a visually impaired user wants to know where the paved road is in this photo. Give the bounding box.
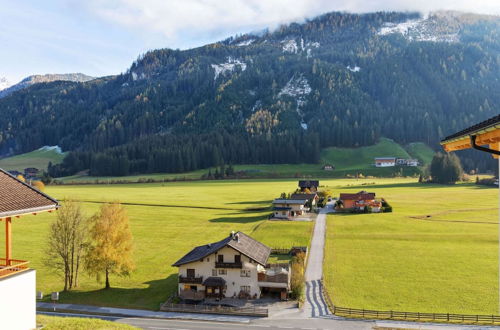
[302,204,330,318]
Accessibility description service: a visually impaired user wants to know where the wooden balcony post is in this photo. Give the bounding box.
[5,217,11,265]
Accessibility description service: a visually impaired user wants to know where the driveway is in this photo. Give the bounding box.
[302,203,331,318]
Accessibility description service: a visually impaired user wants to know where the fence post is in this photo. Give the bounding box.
[447,313,450,321]
[418,312,420,320]
[390,310,393,319]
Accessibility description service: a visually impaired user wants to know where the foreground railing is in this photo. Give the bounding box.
[0,258,30,279]
[320,279,500,325]
[161,303,268,317]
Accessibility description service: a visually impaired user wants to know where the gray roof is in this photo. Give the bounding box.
[203,277,226,286]
[272,199,307,204]
[172,231,271,267]
[298,180,319,188]
[290,193,317,201]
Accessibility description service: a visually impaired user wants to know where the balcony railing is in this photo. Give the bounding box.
[258,272,289,283]
[0,258,30,279]
[179,289,205,300]
[179,275,203,284]
[215,261,242,268]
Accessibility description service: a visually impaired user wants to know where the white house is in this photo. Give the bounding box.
[0,168,59,330]
[172,231,290,301]
[374,157,396,167]
[272,199,308,219]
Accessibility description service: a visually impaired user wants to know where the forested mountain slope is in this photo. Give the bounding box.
[0,11,498,176]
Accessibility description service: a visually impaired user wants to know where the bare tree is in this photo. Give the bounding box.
[46,200,88,291]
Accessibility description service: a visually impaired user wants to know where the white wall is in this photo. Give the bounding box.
[178,246,263,298]
[0,269,36,330]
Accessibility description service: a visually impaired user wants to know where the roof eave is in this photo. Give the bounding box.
[0,204,59,220]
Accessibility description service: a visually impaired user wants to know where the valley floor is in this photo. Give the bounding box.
[1,177,497,315]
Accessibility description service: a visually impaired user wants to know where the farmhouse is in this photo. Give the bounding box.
[0,168,59,330]
[396,158,419,166]
[272,198,308,219]
[172,231,290,300]
[338,191,382,212]
[298,180,319,192]
[23,167,39,178]
[374,157,396,167]
[322,164,334,171]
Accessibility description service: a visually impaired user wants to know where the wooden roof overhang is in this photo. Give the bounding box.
[441,114,500,157]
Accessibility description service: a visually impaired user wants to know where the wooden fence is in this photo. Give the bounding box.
[161,303,268,317]
[320,279,500,325]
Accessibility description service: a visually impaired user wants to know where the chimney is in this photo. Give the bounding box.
[235,233,240,243]
[231,231,235,239]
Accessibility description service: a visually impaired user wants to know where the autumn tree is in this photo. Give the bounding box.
[85,202,134,289]
[46,200,88,291]
[31,180,45,191]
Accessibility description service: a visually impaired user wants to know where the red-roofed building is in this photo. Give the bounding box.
[339,191,381,211]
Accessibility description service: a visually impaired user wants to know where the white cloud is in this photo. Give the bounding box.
[84,0,500,49]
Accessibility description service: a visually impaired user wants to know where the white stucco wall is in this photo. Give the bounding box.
[178,246,263,298]
[0,269,36,330]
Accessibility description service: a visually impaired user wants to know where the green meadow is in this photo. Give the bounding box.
[1,179,313,309]
[324,179,498,314]
[57,138,434,183]
[0,147,65,171]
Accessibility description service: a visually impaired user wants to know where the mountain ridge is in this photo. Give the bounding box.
[0,10,499,176]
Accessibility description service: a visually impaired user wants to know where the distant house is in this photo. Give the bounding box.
[322,164,334,171]
[290,193,319,207]
[7,170,22,177]
[23,167,39,178]
[374,158,396,167]
[272,198,308,219]
[298,180,319,192]
[172,231,290,300]
[339,191,381,212]
[396,158,419,167]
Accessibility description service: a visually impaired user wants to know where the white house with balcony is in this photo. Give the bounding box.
[272,198,308,219]
[172,231,290,301]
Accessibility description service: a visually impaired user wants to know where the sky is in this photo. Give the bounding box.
[1,0,499,84]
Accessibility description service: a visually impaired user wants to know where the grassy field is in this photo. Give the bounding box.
[0,179,313,310]
[37,315,137,329]
[57,138,434,183]
[0,146,65,171]
[323,179,498,314]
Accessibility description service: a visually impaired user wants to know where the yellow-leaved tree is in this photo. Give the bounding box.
[85,202,134,289]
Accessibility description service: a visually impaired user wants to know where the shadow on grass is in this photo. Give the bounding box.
[209,213,270,223]
[50,274,178,311]
[334,182,493,190]
[227,200,273,205]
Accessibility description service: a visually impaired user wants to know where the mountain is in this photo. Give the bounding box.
[0,73,95,98]
[0,77,11,91]
[0,11,499,177]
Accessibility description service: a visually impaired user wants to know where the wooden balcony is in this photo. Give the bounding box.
[215,261,242,268]
[258,272,289,283]
[179,275,203,284]
[0,258,29,279]
[179,289,205,300]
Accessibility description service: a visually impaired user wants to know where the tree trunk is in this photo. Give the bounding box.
[105,268,110,289]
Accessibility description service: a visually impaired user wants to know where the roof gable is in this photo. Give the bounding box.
[340,191,376,201]
[0,168,59,219]
[298,180,319,187]
[172,231,271,267]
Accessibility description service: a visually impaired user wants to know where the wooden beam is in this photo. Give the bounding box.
[5,217,11,266]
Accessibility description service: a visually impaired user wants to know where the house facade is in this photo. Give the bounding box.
[290,193,318,207]
[272,199,308,219]
[396,158,419,166]
[173,232,290,301]
[322,164,334,171]
[339,191,376,209]
[374,157,396,167]
[0,168,59,330]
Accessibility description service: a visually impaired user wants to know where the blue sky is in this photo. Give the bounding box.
[1,0,499,84]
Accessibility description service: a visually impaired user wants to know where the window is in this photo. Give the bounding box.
[235,255,241,263]
[218,255,224,263]
[218,269,227,275]
[206,257,209,262]
[186,269,195,278]
[212,269,217,276]
[240,286,251,293]
[240,269,251,277]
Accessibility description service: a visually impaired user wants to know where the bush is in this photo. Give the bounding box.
[290,252,306,302]
[31,181,45,192]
